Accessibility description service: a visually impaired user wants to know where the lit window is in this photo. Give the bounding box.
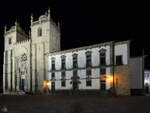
[38,27,42,37]
[8,38,11,44]
[116,55,123,65]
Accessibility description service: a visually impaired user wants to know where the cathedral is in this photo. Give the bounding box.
[3,8,131,95]
[3,9,61,94]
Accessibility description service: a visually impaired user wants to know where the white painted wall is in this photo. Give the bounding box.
[115,43,128,65]
[48,42,129,90]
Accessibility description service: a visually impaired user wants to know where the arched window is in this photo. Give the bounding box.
[38,27,42,37]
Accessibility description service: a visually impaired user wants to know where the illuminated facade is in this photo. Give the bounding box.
[47,41,131,95]
[3,9,131,95]
[144,70,150,92]
[3,9,60,94]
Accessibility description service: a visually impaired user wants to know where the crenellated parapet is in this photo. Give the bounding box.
[31,8,51,27]
[4,26,15,35]
[14,39,31,47]
[4,21,29,39]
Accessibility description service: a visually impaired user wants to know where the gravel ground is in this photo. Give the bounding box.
[0,95,150,113]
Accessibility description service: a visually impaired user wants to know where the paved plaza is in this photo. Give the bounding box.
[0,95,150,113]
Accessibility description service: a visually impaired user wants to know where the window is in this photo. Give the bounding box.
[51,60,55,70]
[8,38,11,44]
[86,69,92,87]
[86,55,91,67]
[100,68,106,75]
[52,72,55,78]
[62,71,65,78]
[61,56,66,69]
[100,80,106,91]
[38,27,42,37]
[116,55,122,65]
[86,69,91,75]
[61,81,66,87]
[86,51,92,67]
[61,71,66,87]
[73,54,78,68]
[73,70,77,76]
[100,52,106,65]
[86,80,91,86]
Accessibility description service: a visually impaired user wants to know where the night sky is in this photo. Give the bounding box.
[0,0,150,79]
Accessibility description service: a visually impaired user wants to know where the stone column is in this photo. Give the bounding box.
[16,58,20,91]
[7,50,11,92]
[27,54,30,92]
[12,50,15,91]
[16,71,20,91]
[3,51,6,94]
[32,44,36,93]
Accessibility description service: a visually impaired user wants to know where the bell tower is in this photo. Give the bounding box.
[30,8,61,93]
[3,21,29,94]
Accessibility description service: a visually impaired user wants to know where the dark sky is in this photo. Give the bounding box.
[0,0,150,76]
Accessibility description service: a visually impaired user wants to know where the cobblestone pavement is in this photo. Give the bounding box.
[0,95,150,113]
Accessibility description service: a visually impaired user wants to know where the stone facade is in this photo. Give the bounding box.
[114,65,130,95]
[3,8,131,95]
[3,9,60,94]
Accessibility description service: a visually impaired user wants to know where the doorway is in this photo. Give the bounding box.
[100,80,106,91]
[21,79,25,91]
[73,80,78,91]
[51,82,55,94]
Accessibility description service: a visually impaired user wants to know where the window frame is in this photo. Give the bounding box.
[100,68,106,75]
[8,38,12,45]
[72,54,78,69]
[61,71,66,87]
[86,69,91,76]
[86,80,92,87]
[37,27,42,37]
[100,52,106,66]
[52,72,55,78]
[116,55,123,65]
[51,60,55,70]
[61,57,66,69]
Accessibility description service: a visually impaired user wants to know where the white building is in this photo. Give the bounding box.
[47,41,131,95]
[3,8,131,95]
[144,70,150,92]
